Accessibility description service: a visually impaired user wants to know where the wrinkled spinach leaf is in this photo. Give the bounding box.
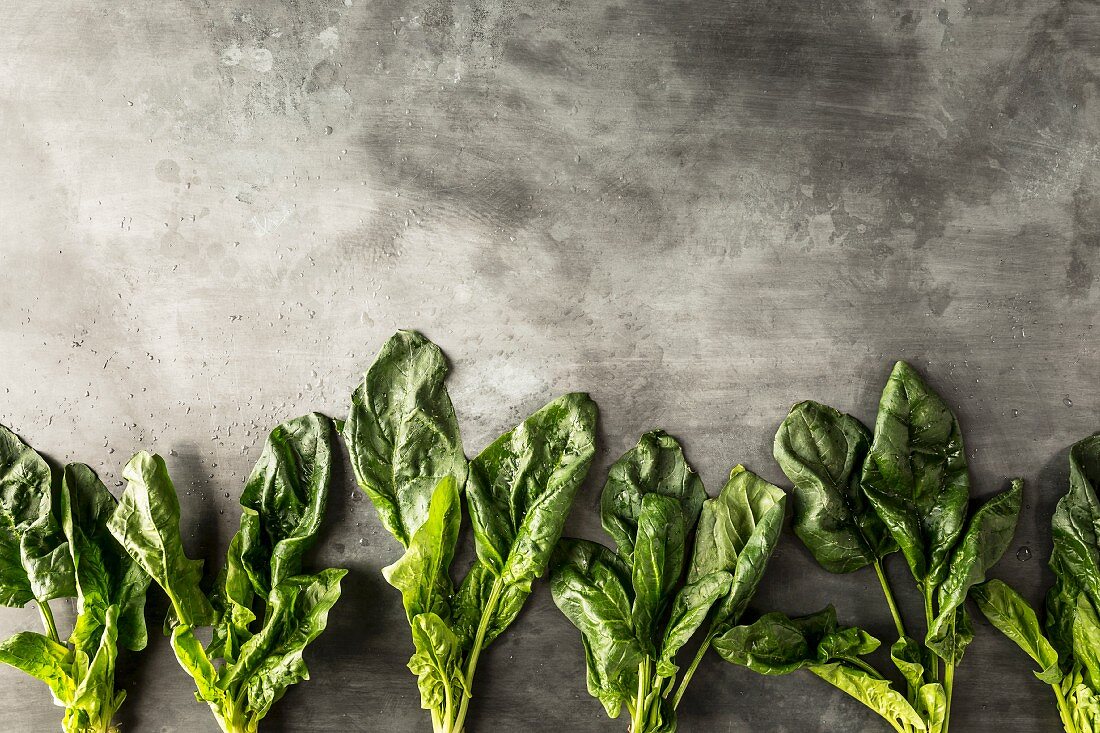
[714,607,928,732]
[344,330,598,733]
[0,424,75,609]
[774,400,894,573]
[976,433,1100,733]
[0,425,150,733]
[759,362,1021,733]
[553,432,785,732]
[927,480,1022,662]
[108,413,345,733]
[344,330,468,548]
[861,362,970,588]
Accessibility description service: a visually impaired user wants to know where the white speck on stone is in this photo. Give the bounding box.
[249,47,274,72]
[319,26,340,51]
[221,44,243,66]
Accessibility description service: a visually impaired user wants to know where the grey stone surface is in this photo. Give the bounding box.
[0,0,1097,731]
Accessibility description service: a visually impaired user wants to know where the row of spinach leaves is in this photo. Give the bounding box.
[0,331,1094,733]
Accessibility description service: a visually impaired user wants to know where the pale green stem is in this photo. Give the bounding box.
[442,672,455,733]
[450,577,505,733]
[671,631,715,709]
[943,662,955,733]
[63,710,119,733]
[1052,684,1078,733]
[873,559,907,640]
[213,697,250,733]
[631,658,651,733]
[37,599,60,644]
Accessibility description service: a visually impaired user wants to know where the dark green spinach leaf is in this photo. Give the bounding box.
[109,414,346,733]
[976,433,1100,733]
[0,424,75,609]
[344,330,468,548]
[714,607,929,732]
[757,362,1022,733]
[553,432,785,732]
[774,401,894,573]
[861,362,970,588]
[345,331,598,733]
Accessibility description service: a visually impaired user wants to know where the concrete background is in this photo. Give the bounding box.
[1,0,1097,731]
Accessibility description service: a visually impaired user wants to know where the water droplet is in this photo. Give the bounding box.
[1011,409,1019,417]
[324,125,333,135]
[1016,546,1032,562]
[1064,397,1073,407]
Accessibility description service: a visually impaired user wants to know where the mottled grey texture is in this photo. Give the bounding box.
[0,0,1097,731]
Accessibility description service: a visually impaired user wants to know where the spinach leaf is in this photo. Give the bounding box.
[462,392,598,600]
[0,424,75,608]
[713,608,835,675]
[344,330,468,548]
[655,570,731,678]
[0,426,150,733]
[238,413,335,594]
[551,538,643,718]
[553,432,785,732]
[1049,433,1100,654]
[813,662,931,733]
[407,612,467,721]
[974,434,1100,733]
[973,579,1061,683]
[109,414,346,733]
[61,463,150,654]
[714,608,927,731]
[861,362,970,588]
[0,630,73,702]
[774,401,894,573]
[631,494,688,652]
[759,362,1022,732]
[665,465,787,707]
[346,330,598,733]
[690,465,786,633]
[109,451,215,628]
[601,430,705,562]
[384,475,462,623]
[926,480,1022,663]
[447,392,598,731]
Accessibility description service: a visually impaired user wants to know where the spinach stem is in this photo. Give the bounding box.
[846,656,885,679]
[631,658,651,733]
[671,630,714,709]
[943,662,954,733]
[872,559,907,640]
[922,585,939,683]
[450,576,505,733]
[441,672,455,733]
[37,600,60,644]
[1052,683,1077,733]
